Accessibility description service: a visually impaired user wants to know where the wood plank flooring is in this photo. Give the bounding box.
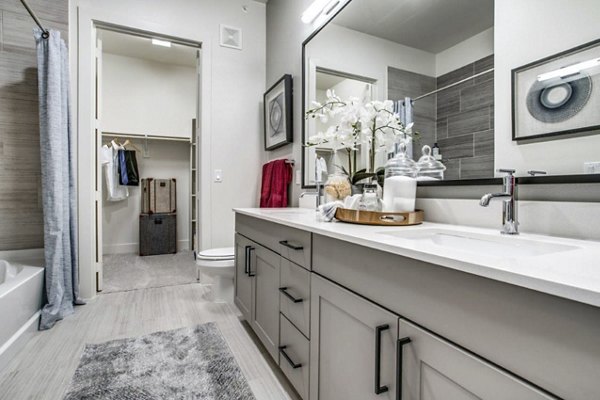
[0,283,299,400]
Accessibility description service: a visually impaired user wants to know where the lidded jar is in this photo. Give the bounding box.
[416,145,446,181]
[382,142,418,212]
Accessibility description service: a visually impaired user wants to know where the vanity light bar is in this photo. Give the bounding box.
[151,38,172,48]
[302,0,335,24]
[537,57,600,81]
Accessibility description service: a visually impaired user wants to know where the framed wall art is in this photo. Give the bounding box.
[512,38,600,141]
[264,74,293,150]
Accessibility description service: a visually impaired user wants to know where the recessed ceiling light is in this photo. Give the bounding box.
[151,38,171,48]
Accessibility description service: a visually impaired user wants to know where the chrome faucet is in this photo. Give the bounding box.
[480,169,518,235]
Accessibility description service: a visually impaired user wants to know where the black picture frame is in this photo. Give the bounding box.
[511,38,600,142]
[264,74,293,151]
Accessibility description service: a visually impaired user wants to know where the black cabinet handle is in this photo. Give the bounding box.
[279,346,302,369]
[375,324,390,395]
[279,240,304,250]
[244,245,251,275]
[396,337,412,400]
[279,287,303,303]
[247,246,256,277]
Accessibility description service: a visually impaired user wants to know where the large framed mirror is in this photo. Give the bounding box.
[302,0,600,187]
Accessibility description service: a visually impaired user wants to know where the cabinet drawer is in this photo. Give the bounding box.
[236,213,312,269]
[398,319,557,399]
[277,226,311,270]
[280,259,310,338]
[280,314,310,400]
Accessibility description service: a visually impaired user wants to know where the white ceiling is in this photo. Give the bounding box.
[333,0,494,54]
[100,29,198,67]
[316,71,346,90]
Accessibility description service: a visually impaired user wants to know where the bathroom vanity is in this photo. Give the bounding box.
[234,208,600,400]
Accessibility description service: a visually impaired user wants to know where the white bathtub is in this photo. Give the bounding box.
[0,258,44,372]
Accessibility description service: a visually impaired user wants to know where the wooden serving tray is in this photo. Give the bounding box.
[335,208,424,226]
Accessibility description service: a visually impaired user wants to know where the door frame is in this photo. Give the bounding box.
[75,14,203,298]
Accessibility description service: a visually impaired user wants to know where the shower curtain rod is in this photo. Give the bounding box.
[20,0,49,39]
[410,67,494,102]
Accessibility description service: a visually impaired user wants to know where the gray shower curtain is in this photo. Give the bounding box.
[35,28,84,330]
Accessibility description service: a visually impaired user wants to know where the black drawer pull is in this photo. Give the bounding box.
[396,337,412,400]
[375,324,390,395]
[279,346,302,369]
[279,240,304,250]
[247,246,256,277]
[279,287,303,303]
[244,245,251,275]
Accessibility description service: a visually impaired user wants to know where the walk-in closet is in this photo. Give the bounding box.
[96,28,200,292]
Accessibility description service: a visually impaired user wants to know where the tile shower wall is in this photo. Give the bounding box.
[437,55,494,179]
[0,0,68,250]
[388,55,494,179]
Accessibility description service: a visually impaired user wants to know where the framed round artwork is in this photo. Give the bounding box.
[264,74,293,150]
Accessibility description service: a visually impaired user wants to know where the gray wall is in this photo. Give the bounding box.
[265,0,315,206]
[0,0,68,250]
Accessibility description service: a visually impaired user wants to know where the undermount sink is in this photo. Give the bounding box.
[379,229,580,258]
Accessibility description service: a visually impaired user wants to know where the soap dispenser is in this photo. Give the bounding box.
[416,145,446,181]
[382,142,418,212]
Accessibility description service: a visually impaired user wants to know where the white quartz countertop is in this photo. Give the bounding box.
[234,208,600,308]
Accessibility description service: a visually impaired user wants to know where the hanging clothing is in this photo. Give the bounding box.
[100,142,128,201]
[118,149,139,186]
[260,159,292,208]
[35,28,85,330]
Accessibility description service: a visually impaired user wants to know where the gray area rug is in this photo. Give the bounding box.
[64,323,256,400]
[102,251,198,293]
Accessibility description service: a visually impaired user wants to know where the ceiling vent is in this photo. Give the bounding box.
[220,25,242,50]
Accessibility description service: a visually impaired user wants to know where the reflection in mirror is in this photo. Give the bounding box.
[305,68,375,185]
[303,0,495,186]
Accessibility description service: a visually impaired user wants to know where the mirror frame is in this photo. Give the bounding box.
[301,0,600,188]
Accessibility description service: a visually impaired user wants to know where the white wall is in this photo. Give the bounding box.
[74,0,266,299]
[102,53,196,138]
[436,27,494,76]
[495,0,600,177]
[102,140,190,254]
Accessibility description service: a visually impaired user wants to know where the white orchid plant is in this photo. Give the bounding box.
[306,89,415,184]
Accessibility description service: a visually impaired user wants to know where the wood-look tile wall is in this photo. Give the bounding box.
[388,55,495,180]
[0,0,68,250]
[436,55,494,180]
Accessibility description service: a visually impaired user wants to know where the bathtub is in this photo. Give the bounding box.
[0,258,44,372]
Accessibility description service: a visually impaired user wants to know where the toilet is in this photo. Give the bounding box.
[196,247,235,303]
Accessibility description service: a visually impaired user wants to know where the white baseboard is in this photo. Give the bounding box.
[103,240,190,255]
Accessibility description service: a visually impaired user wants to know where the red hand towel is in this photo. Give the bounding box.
[260,159,292,208]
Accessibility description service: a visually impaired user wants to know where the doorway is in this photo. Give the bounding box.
[93,26,201,293]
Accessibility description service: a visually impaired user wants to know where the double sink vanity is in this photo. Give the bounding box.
[234,208,600,400]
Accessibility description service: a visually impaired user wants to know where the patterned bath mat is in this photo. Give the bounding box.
[64,323,256,400]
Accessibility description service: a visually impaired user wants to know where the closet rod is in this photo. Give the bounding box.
[102,132,191,143]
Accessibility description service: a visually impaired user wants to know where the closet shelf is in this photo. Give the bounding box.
[102,131,191,143]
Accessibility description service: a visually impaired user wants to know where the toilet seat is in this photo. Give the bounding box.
[197,247,234,261]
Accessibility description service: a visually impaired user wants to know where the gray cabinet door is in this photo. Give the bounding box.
[234,233,253,322]
[310,274,399,400]
[398,319,557,400]
[250,243,281,361]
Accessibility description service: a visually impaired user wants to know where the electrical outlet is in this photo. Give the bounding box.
[584,162,600,174]
[214,169,223,183]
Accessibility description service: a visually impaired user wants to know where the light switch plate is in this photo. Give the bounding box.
[295,169,301,185]
[214,169,223,183]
